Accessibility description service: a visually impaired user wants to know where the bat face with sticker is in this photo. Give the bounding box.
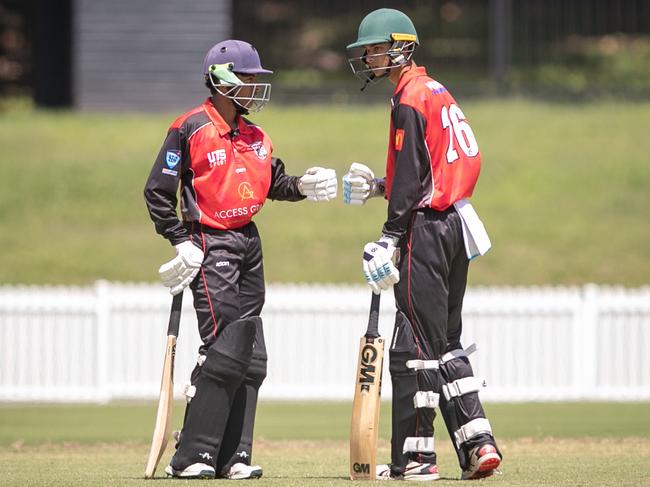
[350,293,385,480]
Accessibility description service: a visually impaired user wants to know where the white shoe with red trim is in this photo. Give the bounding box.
[461,444,501,480]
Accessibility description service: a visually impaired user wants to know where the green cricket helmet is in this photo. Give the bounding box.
[347,8,419,90]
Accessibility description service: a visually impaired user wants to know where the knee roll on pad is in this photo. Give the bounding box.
[201,316,259,387]
[438,347,486,419]
[439,354,474,382]
[390,311,442,392]
[246,346,268,384]
[245,318,267,383]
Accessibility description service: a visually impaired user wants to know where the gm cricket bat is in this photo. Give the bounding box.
[350,292,384,480]
[144,292,183,479]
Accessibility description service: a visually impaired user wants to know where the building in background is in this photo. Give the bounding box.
[2,0,230,110]
[0,0,30,100]
[2,0,649,110]
[73,0,230,110]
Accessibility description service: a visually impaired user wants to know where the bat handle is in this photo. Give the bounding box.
[167,292,183,337]
[366,292,381,339]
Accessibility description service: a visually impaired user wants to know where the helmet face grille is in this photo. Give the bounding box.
[210,80,272,113]
[347,40,416,89]
[207,62,272,113]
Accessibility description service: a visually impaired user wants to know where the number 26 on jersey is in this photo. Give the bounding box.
[440,103,478,164]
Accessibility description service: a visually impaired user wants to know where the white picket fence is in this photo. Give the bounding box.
[0,282,649,403]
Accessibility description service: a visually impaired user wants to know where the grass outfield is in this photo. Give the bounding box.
[0,99,649,286]
[1,402,650,486]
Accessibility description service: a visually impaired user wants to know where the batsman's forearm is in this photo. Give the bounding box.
[267,157,307,201]
[144,186,189,245]
[145,127,190,244]
[381,174,420,239]
[382,104,429,238]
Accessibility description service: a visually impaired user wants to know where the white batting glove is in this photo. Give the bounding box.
[342,162,385,205]
[158,240,204,295]
[362,235,400,294]
[299,166,337,202]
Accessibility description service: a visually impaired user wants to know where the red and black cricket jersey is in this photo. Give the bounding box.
[383,65,481,239]
[145,99,304,244]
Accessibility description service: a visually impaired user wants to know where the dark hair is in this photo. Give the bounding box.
[204,75,217,94]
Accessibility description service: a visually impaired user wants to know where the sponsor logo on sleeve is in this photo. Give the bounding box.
[425,80,447,95]
[165,150,181,168]
[394,129,405,151]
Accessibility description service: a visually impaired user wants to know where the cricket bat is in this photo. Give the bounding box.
[144,292,183,479]
[350,292,384,480]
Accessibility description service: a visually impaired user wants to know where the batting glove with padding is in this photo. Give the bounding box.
[362,235,400,294]
[342,162,385,205]
[158,240,205,295]
[299,166,338,202]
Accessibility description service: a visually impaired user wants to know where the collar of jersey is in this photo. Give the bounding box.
[394,64,428,95]
[202,98,253,137]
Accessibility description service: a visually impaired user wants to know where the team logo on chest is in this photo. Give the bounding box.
[207,148,227,168]
[250,141,268,159]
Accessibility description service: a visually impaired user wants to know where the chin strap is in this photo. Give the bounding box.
[360,73,375,91]
[234,102,249,116]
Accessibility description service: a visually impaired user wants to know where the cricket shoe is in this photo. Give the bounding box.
[461,444,501,480]
[376,462,440,481]
[226,462,263,480]
[165,462,215,479]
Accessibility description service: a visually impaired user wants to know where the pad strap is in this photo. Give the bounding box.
[454,418,493,445]
[442,376,486,400]
[406,344,478,372]
[406,359,439,370]
[439,343,477,364]
[182,383,196,403]
[402,436,435,454]
[413,391,440,409]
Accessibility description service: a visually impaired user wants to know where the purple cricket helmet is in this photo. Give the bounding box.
[202,39,273,75]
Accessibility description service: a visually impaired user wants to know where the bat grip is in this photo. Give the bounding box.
[366,292,381,338]
[167,292,183,337]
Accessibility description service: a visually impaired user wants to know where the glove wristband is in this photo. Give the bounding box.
[369,178,386,198]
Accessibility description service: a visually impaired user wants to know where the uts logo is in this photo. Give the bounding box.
[207,148,227,168]
[238,182,255,200]
[165,150,181,168]
[250,141,268,159]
